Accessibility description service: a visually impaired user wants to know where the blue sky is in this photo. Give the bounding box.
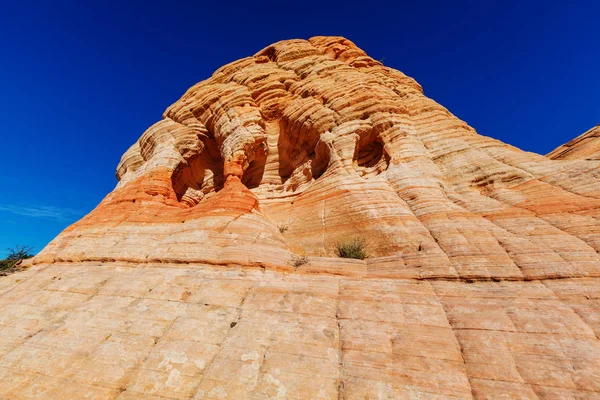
[1,1,599,258]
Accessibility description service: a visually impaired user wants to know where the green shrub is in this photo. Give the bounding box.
[335,238,367,260]
[0,259,12,270]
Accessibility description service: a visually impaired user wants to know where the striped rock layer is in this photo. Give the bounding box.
[36,36,600,282]
[2,37,599,399]
[547,124,600,161]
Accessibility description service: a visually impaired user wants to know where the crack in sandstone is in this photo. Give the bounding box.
[335,281,345,400]
[431,283,476,400]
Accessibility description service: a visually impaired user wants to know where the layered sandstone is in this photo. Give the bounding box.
[547,124,600,160]
[1,37,600,399]
[35,37,600,281]
[2,263,600,399]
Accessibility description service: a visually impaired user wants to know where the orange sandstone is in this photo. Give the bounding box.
[0,37,599,399]
[36,38,600,281]
[547,124,600,160]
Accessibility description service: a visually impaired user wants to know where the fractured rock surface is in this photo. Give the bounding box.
[2,36,600,398]
[1,263,600,399]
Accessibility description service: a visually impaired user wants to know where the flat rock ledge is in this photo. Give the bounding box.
[0,262,599,399]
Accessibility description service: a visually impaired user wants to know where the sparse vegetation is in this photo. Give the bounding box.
[289,254,308,269]
[0,245,34,275]
[335,238,367,260]
[0,259,11,270]
[277,223,289,234]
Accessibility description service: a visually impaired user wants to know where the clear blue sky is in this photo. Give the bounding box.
[1,1,598,257]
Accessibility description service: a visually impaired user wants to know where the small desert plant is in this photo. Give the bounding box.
[277,223,289,234]
[335,238,367,260]
[1,245,34,271]
[0,259,11,270]
[289,254,308,269]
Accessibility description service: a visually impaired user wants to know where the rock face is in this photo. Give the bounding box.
[547,124,600,160]
[2,37,600,399]
[35,37,600,281]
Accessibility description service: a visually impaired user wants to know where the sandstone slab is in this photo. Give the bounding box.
[2,263,600,399]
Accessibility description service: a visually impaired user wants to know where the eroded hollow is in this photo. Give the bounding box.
[354,139,389,178]
[171,137,225,207]
[172,119,333,206]
[242,154,267,189]
[275,115,332,192]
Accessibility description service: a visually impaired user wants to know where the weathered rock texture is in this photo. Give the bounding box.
[2,37,600,399]
[548,124,600,160]
[2,263,600,399]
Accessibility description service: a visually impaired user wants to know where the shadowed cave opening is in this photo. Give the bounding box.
[172,122,336,205]
[171,137,225,207]
[172,134,389,207]
[241,152,267,190]
[354,139,390,178]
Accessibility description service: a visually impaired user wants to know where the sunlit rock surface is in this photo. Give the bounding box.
[548,124,600,160]
[2,37,600,399]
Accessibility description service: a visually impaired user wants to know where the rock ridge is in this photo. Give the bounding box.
[547,124,600,160]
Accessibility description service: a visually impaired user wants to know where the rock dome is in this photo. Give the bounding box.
[2,37,600,399]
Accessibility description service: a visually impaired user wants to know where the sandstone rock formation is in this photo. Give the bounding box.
[1,37,600,399]
[548,124,600,160]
